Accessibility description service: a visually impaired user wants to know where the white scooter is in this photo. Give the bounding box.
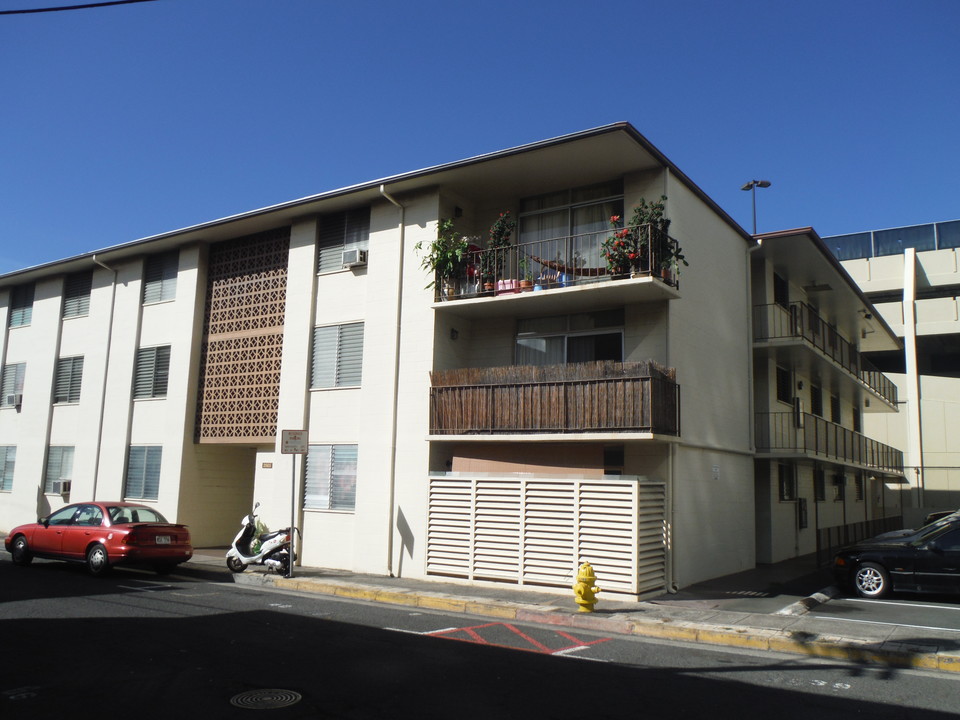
[226,503,295,574]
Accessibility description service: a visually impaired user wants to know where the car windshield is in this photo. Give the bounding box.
[913,520,958,546]
[107,506,169,524]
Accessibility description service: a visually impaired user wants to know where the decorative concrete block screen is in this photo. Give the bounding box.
[196,228,290,443]
[426,474,666,596]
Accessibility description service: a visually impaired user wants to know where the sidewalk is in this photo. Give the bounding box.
[189,550,960,673]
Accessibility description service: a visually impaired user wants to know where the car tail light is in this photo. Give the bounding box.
[125,531,140,546]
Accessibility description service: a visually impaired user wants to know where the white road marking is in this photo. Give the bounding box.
[815,615,960,633]
[846,598,960,612]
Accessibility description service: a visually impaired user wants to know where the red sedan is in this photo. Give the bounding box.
[4,501,192,576]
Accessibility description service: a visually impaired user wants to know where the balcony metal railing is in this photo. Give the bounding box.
[755,411,904,474]
[429,361,680,436]
[436,224,681,300]
[753,302,898,406]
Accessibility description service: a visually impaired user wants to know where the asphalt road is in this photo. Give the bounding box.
[3,557,960,719]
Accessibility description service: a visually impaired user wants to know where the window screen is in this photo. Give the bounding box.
[134,346,171,399]
[63,271,92,318]
[9,284,34,327]
[1,363,26,405]
[311,323,364,388]
[143,252,178,303]
[44,446,74,493]
[54,356,84,403]
[125,446,162,500]
[318,208,370,273]
[305,444,357,511]
[0,446,15,491]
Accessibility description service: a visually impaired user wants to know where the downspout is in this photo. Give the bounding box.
[91,254,117,500]
[380,185,405,577]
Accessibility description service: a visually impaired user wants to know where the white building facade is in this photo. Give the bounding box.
[0,124,901,594]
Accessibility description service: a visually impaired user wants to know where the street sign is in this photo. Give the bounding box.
[281,429,308,455]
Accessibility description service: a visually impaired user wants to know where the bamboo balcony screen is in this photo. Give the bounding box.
[429,361,680,436]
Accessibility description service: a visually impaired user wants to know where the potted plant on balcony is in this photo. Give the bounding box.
[416,218,468,300]
[488,211,516,294]
[518,256,534,291]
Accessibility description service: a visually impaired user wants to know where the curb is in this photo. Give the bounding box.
[234,571,960,674]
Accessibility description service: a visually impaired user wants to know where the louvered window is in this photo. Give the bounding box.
[9,284,34,327]
[0,446,15,491]
[311,323,364,388]
[125,446,162,500]
[54,356,84,404]
[1,363,26,406]
[305,444,357,511]
[63,271,92,318]
[134,346,171,399]
[44,446,74,493]
[317,208,370,273]
[143,251,178,304]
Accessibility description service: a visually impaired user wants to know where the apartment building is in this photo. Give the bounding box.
[750,229,904,564]
[0,123,900,595]
[827,220,960,523]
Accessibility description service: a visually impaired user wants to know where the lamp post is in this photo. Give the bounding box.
[741,180,771,234]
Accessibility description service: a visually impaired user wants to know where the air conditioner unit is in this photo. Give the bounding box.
[5,393,22,407]
[51,480,71,495]
[341,249,368,268]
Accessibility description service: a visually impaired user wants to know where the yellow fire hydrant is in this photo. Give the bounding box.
[572,561,601,612]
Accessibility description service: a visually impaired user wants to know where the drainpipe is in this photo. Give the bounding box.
[380,185,405,577]
[90,254,117,500]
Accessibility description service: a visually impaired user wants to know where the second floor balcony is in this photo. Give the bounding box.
[433,225,684,310]
[756,411,904,475]
[753,301,898,407]
[429,360,680,438]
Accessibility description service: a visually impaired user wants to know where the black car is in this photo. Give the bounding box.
[834,517,960,598]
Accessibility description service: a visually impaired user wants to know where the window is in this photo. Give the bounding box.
[810,385,823,417]
[775,366,792,404]
[134,346,171,399]
[0,446,15,491]
[853,407,862,433]
[830,395,841,424]
[75,505,103,527]
[44,446,74,493]
[833,474,846,501]
[854,474,864,501]
[773,272,789,309]
[318,208,370,273]
[62,271,92,318]
[519,181,623,283]
[143,251,178,304]
[516,309,624,366]
[311,323,364,388]
[9,284,34,327]
[778,463,796,501]
[1,363,26,406]
[305,444,357,511]
[54,356,84,404]
[125,446,162,500]
[814,467,826,502]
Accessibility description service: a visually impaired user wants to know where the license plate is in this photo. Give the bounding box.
[156,535,171,545]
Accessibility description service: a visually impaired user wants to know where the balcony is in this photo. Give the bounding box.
[755,411,904,475]
[432,225,683,316]
[753,302,898,407]
[429,361,680,438]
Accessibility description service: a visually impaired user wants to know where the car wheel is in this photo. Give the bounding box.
[11,536,33,566]
[86,543,111,576]
[226,556,246,573]
[854,561,890,598]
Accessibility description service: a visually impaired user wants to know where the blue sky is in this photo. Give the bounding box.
[2,0,958,274]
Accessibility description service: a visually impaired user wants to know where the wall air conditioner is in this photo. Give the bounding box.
[6,393,22,407]
[341,249,368,268]
[51,480,71,495]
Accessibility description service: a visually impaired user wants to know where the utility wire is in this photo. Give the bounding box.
[1,0,158,14]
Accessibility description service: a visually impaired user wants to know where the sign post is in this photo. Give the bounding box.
[280,430,308,579]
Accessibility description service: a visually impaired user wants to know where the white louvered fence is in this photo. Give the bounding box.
[426,474,667,596]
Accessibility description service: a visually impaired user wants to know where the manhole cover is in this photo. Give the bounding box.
[230,689,302,709]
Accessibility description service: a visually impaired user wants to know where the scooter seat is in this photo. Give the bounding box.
[259,529,287,542]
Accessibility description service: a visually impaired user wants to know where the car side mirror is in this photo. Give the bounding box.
[39,516,49,527]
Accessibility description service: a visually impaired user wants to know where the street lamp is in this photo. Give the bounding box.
[741,179,771,234]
